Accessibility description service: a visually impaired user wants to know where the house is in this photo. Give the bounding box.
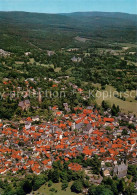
[32,116,40,122]
[18,99,30,111]
[113,162,128,178]
[68,163,82,171]
[103,168,111,177]
[90,175,103,185]
[71,56,82,63]
[63,103,71,112]
[75,122,84,131]
[0,168,7,174]
[25,122,31,130]
[47,50,55,56]
[83,124,93,135]
[25,52,31,56]
[0,49,10,56]
[71,122,76,131]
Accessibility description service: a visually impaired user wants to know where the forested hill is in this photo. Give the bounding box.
[63,11,137,21]
[0,11,137,52]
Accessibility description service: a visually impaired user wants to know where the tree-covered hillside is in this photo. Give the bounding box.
[0,11,136,52]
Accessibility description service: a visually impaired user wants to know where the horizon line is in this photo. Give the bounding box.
[0,10,136,15]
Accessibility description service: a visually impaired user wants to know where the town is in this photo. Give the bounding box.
[0,104,137,177]
[0,98,137,192]
[0,7,137,195]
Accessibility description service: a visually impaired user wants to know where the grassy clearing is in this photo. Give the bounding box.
[125,90,137,102]
[95,85,137,115]
[29,58,55,69]
[15,61,24,65]
[30,58,35,63]
[119,43,137,48]
[92,83,101,89]
[33,182,81,195]
[65,67,74,75]
[127,61,137,66]
[54,67,61,73]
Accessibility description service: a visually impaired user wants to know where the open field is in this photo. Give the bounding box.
[95,85,137,115]
[33,182,82,195]
[15,61,24,65]
[120,43,137,48]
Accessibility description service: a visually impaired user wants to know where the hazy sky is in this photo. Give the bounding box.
[0,0,136,14]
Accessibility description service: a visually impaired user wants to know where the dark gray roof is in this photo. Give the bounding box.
[82,123,92,132]
[18,101,24,107]
[75,122,84,130]
[25,99,30,104]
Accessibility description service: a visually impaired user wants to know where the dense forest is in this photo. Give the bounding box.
[0,11,137,52]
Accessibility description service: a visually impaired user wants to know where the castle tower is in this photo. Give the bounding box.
[38,88,42,104]
[71,122,76,131]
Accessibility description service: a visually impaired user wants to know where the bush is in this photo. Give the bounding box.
[49,187,57,193]
[61,181,68,191]
[71,180,83,193]
[48,180,53,187]
[33,175,47,191]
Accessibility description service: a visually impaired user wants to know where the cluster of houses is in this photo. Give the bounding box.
[0,105,136,182]
[1,76,137,181]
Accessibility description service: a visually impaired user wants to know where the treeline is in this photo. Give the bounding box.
[0,155,137,195]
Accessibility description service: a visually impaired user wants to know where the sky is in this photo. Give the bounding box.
[0,0,136,14]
